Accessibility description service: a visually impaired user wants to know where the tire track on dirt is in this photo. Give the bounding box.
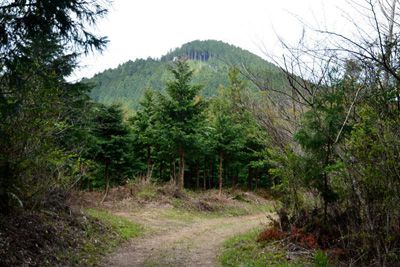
[102,211,271,267]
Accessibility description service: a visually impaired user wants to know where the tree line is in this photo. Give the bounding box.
[78,62,271,197]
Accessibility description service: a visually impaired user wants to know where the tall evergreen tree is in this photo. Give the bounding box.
[130,89,158,181]
[158,60,204,189]
[91,104,134,199]
[0,0,108,211]
[210,99,244,195]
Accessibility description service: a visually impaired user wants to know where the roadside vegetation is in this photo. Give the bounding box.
[219,228,308,267]
[86,208,143,240]
[219,227,332,267]
[0,197,145,266]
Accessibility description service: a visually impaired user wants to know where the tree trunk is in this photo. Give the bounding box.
[159,162,163,181]
[146,145,153,182]
[224,160,229,186]
[383,0,396,87]
[323,171,328,223]
[0,161,11,214]
[255,168,260,190]
[247,166,253,190]
[101,160,110,203]
[209,159,214,188]
[218,151,223,196]
[203,158,207,190]
[323,143,331,223]
[172,161,176,183]
[195,161,200,189]
[178,146,185,189]
[232,168,238,188]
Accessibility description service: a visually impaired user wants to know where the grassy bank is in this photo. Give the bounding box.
[76,208,143,265]
[0,207,144,266]
[219,227,329,267]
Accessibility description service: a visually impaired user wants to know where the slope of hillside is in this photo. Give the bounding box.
[86,40,287,109]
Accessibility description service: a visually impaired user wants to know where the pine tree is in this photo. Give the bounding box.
[158,60,204,189]
[130,89,158,182]
[91,104,134,200]
[0,0,108,211]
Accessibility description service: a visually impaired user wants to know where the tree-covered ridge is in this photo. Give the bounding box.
[87,40,287,109]
[161,40,276,69]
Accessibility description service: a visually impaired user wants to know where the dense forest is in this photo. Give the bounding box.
[1,0,400,266]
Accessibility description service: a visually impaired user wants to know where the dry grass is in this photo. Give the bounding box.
[72,182,274,217]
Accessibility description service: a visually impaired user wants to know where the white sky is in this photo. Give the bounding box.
[71,0,350,80]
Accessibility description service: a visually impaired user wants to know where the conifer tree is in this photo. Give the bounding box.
[158,60,204,189]
[130,89,158,181]
[91,104,134,199]
[0,0,108,211]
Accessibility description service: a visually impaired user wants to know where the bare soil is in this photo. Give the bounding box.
[102,207,272,267]
[74,184,275,266]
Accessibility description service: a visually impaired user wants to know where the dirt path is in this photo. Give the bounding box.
[102,208,271,267]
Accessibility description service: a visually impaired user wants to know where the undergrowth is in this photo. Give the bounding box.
[78,181,275,219]
[0,206,144,266]
[219,227,329,267]
[61,208,143,266]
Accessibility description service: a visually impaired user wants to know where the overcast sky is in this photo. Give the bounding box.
[71,0,350,80]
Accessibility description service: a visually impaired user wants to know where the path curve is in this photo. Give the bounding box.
[102,211,270,267]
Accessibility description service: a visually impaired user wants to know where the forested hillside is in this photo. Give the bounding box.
[87,40,287,109]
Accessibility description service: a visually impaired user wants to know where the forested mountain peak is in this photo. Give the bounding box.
[87,40,285,110]
[161,40,265,64]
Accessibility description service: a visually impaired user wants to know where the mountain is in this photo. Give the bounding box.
[86,40,287,109]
